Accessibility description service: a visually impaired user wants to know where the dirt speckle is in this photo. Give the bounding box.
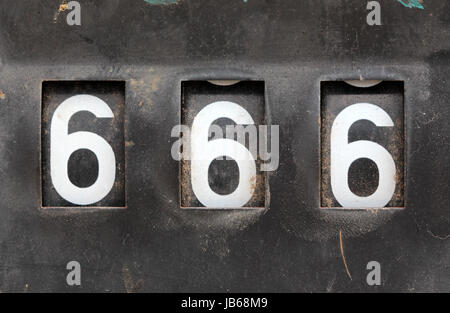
[180,159,192,206]
[249,176,257,195]
[122,265,144,293]
[151,77,161,92]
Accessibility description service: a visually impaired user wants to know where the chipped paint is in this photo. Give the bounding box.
[144,0,179,5]
[397,0,424,9]
[58,2,68,12]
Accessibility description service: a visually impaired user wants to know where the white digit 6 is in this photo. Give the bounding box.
[191,101,256,208]
[50,95,116,205]
[330,103,396,208]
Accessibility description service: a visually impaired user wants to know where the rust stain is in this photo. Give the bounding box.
[0,91,5,100]
[59,2,68,11]
[54,1,68,23]
[130,78,144,88]
[125,141,135,148]
[339,230,352,280]
[151,77,161,92]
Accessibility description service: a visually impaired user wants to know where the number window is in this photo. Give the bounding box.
[320,81,405,208]
[180,81,266,209]
[41,81,126,208]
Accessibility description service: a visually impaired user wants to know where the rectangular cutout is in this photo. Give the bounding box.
[41,81,126,208]
[180,81,266,209]
[320,81,405,208]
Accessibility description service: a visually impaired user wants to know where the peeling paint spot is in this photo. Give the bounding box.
[397,0,424,9]
[58,2,68,12]
[144,0,179,5]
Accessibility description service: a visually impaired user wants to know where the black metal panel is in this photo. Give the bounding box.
[0,0,448,292]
